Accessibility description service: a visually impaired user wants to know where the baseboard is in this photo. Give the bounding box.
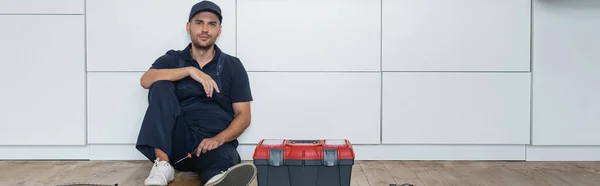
[0,145,89,160]
[526,145,600,161]
[83,144,527,161]
[5,144,598,161]
[87,144,259,160]
[88,144,147,160]
[352,144,526,160]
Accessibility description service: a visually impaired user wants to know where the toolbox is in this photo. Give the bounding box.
[253,139,355,186]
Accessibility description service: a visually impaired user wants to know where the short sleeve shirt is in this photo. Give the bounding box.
[149,44,252,139]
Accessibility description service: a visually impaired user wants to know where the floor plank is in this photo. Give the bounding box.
[121,162,153,186]
[382,161,424,186]
[351,163,370,186]
[525,162,600,186]
[97,161,144,185]
[1,160,600,186]
[426,161,479,186]
[406,161,454,186]
[360,160,397,186]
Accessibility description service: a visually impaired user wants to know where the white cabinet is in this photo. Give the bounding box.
[86,72,381,145]
[382,72,530,144]
[0,15,85,145]
[237,0,381,72]
[0,0,83,14]
[531,0,600,145]
[86,0,236,71]
[87,72,147,144]
[239,72,381,144]
[382,0,530,71]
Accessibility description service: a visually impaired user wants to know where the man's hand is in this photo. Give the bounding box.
[197,137,224,156]
[188,67,220,97]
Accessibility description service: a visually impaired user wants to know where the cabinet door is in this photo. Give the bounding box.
[238,72,381,144]
[382,72,531,144]
[382,0,530,71]
[532,0,600,145]
[237,0,381,71]
[87,72,382,145]
[86,0,236,71]
[0,15,85,145]
[0,0,83,14]
[87,72,147,144]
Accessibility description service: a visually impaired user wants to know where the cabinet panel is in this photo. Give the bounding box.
[239,72,381,144]
[0,15,85,145]
[87,72,147,144]
[87,72,381,145]
[532,0,600,145]
[86,0,236,71]
[382,72,530,144]
[0,0,83,14]
[382,0,530,71]
[237,0,381,71]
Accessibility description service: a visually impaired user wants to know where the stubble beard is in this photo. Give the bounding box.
[191,36,215,50]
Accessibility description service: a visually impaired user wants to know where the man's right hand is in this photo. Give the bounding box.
[187,67,220,97]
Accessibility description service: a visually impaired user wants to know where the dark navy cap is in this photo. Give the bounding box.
[188,0,223,23]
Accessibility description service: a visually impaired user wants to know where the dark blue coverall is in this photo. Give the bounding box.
[135,43,253,182]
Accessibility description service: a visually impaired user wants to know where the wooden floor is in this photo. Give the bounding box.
[1,160,600,186]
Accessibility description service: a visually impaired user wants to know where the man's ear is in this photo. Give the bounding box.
[217,24,222,37]
[186,22,191,34]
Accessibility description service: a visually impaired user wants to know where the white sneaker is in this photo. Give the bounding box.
[204,162,257,186]
[144,158,175,186]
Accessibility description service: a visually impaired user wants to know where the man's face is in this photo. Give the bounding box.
[187,11,221,49]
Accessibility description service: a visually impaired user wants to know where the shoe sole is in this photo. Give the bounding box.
[144,180,173,186]
[205,163,257,186]
[144,175,174,186]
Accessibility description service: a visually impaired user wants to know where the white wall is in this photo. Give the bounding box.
[1,0,599,161]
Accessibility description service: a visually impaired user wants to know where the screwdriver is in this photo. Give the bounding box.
[173,148,198,165]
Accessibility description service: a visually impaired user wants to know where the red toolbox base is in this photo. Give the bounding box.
[252,139,355,186]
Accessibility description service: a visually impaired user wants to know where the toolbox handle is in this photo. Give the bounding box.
[287,140,320,144]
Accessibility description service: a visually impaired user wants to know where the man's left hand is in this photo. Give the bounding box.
[197,137,224,156]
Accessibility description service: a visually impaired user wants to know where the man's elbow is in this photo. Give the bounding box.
[243,113,252,127]
[140,78,150,89]
[236,111,252,125]
[140,74,153,89]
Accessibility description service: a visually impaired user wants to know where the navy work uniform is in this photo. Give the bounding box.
[135,43,253,182]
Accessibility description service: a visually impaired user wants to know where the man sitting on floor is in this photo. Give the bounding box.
[134,1,256,185]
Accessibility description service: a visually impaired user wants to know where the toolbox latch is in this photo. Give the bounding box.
[269,149,283,166]
[322,149,338,167]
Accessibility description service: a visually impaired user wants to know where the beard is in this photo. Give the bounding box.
[191,35,215,50]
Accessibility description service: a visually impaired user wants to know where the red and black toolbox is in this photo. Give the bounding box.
[253,139,355,186]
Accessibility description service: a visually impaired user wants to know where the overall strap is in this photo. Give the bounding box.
[214,53,226,91]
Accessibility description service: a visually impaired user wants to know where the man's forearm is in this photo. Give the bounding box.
[140,67,192,89]
[214,111,251,143]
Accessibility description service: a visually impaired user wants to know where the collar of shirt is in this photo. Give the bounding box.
[179,43,223,64]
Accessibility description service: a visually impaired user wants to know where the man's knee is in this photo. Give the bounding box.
[149,80,175,91]
[147,80,176,101]
[202,144,241,165]
[195,144,241,182]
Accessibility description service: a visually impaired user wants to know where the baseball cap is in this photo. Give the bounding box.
[188,0,223,23]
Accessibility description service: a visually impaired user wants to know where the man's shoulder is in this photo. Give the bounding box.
[157,49,183,61]
[220,51,240,63]
[220,52,246,70]
[151,49,185,69]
